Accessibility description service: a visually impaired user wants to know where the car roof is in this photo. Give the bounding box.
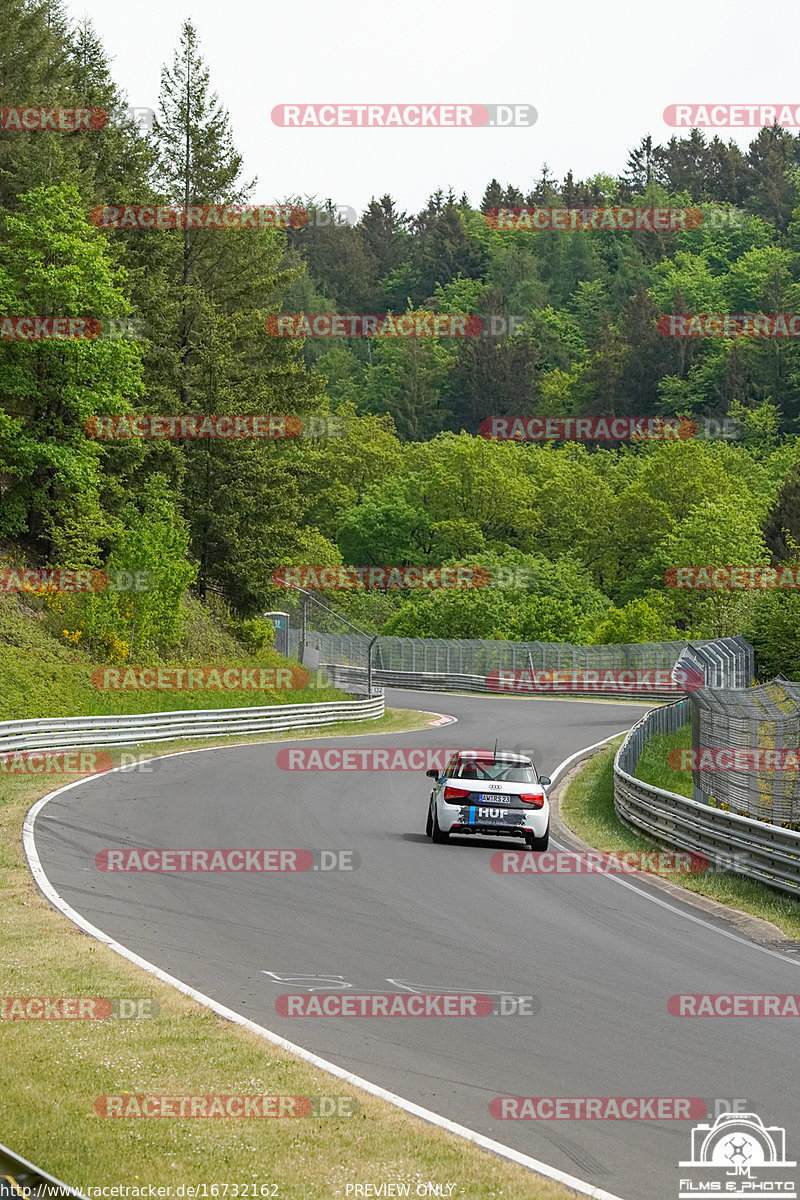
[455,750,533,766]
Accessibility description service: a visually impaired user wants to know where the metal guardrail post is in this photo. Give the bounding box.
[367,634,379,697]
[299,589,308,664]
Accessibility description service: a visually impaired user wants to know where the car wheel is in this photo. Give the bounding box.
[425,799,433,838]
[431,804,450,844]
[526,824,549,851]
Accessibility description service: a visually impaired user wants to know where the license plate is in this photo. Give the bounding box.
[477,793,511,805]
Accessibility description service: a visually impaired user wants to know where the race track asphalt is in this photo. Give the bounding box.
[31,690,800,1200]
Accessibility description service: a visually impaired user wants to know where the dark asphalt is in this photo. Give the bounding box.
[31,690,800,1200]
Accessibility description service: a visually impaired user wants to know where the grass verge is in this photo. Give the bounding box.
[1,708,583,1200]
[559,737,800,940]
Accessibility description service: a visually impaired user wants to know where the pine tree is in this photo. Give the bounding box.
[480,179,503,213]
[359,194,409,279]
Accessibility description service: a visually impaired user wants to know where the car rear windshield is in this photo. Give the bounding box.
[450,760,536,784]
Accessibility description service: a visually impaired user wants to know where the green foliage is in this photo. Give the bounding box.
[5,5,800,692]
[74,475,196,658]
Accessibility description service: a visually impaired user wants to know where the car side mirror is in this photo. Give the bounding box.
[538,776,551,787]
[426,769,440,779]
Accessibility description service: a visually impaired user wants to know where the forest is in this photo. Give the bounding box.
[4,1,800,681]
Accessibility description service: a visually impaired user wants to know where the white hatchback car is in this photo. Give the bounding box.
[425,750,551,849]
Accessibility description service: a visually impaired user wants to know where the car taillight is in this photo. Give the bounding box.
[443,786,471,801]
[519,792,545,808]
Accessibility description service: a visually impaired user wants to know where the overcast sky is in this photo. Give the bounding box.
[65,0,800,216]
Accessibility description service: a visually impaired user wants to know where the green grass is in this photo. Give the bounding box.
[633,724,693,796]
[560,738,800,939]
[0,592,345,720]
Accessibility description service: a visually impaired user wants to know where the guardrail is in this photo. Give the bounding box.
[323,664,689,701]
[0,695,385,755]
[613,701,800,898]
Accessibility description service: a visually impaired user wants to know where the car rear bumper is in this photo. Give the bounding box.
[438,801,549,838]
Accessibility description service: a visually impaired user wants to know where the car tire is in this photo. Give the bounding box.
[425,799,433,838]
[526,824,549,851]
[431,805,450,844]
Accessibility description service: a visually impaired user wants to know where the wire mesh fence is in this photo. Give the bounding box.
[688,675,800,826]
[276,585,753,700]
